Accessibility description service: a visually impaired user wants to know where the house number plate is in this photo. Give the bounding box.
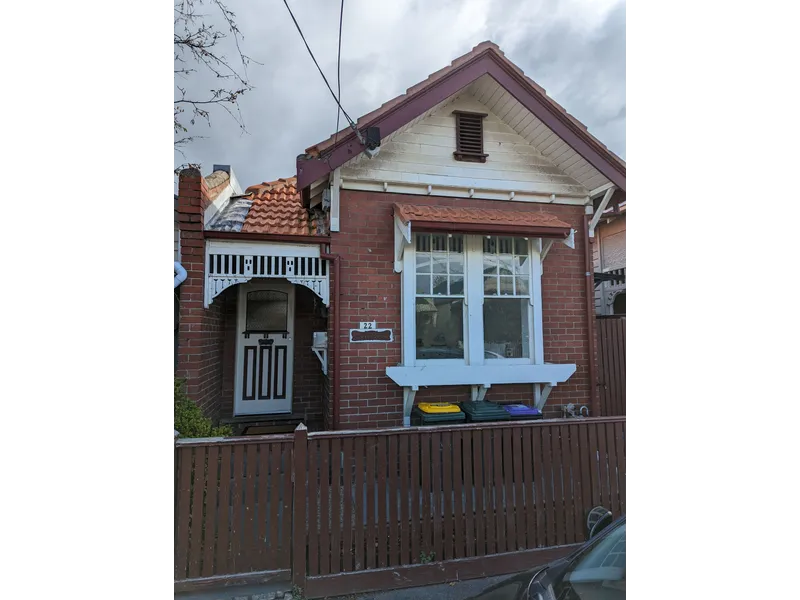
[359,321,377,330]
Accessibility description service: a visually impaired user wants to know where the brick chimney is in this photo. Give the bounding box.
[175,167,225,421]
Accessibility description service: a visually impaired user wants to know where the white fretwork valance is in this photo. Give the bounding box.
[204,240,329,307]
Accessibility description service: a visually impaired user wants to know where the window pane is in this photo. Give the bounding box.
[416,298,464,359]
[431,234,448,252]
[499,276,515,296]
[246,290,288,332]
[514,255,529,275]
[483,254,498,275]
[449,253,464,274]
[449,276,464,295]
[514,237,529,256]
[416,254,431,273]
[432,253,448,273]
[484,298,530,359]
[484,276,498,295]
[432,274,448,295]
[515,275,530,295]
[416,275,431,295]
[498,255,514,276]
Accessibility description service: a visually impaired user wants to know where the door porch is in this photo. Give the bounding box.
[178,239,332,434]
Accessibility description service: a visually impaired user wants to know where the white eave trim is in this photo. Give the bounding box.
[329,168,342,232]
[341,178,590,206]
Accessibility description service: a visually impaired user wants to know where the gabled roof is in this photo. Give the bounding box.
[206,177,315,235]
[297,41,625,192]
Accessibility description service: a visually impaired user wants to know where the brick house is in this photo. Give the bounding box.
[176,41,626,432]
[593,198,626,316]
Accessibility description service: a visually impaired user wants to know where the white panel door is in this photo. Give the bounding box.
[234,282,294,415]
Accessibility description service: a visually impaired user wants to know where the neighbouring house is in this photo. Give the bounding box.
[592,196,626,316]
[175,41,626,432]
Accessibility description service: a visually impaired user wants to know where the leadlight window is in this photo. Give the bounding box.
[245,290,288,332]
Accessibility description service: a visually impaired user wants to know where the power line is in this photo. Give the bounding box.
[281,0,355,131]
[330,0,345,159]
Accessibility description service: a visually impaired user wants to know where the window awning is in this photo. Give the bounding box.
[392,203,576,273]
[393,203,573,238]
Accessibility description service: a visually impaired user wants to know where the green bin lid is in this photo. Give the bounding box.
[458,401,511,419]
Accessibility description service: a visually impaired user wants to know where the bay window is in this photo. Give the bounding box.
[403,232,544,367]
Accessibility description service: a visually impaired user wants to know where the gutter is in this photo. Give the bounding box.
[204,230,331,247]
[583,215,600,417]
[321,252,341,430]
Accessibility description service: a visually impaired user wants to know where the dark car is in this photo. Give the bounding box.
[468,514,625,600]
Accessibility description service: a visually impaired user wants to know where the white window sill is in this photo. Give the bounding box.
[385,363,576,388]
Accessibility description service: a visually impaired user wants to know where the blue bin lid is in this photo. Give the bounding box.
[504,404,541,416]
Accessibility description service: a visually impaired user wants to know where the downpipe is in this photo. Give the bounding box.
[583,215,600,417]
[321,252,341,430]
[174,261,187,288]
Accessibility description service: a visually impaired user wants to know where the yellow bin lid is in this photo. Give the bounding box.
[418,402,461,414]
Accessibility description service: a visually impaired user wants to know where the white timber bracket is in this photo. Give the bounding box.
[540,239,555,262]
[470,384,492,402]
[312,348,328,375]
[539,229,575,264]
[394,214,412,273]
[588,186,616,238]
[533,382,557,410]
[402,386,419,427]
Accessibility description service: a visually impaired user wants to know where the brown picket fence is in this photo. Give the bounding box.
[597,316,626,416]
[175,416,626,598]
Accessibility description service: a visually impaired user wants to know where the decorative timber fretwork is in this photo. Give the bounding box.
[204,241,329,307]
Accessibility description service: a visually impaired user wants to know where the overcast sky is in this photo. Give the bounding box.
[175,0,625,189]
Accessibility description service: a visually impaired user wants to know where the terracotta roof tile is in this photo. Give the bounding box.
[394,203,572,231]
[242,177,311,235]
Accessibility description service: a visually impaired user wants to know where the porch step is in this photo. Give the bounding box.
[199,592,293,600]
[241,424,297,435]
[220,414,306,436]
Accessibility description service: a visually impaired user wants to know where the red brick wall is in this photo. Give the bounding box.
[329,190,593,428]
[176,168,226,422]
[291,286,326,430]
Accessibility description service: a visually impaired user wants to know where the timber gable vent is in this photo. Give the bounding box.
[453,110,488,163]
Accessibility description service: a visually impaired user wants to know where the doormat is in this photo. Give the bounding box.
[242,425,296,436]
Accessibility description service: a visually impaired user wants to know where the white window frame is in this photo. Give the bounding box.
[401,233,545,368]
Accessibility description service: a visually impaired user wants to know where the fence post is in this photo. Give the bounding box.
[292,423,308,591]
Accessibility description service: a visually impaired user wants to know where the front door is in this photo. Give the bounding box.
[234,282,294,415]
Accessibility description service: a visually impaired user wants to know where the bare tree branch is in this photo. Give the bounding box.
[174,0,258,146]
